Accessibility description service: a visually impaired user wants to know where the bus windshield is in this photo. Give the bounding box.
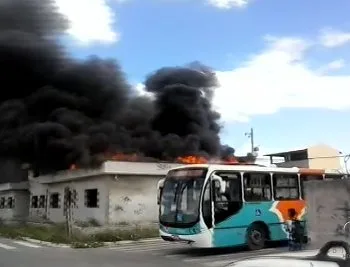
[159,167,207,227]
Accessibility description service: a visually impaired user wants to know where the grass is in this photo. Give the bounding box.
[0,224,159,248]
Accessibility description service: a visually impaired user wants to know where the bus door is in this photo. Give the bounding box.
[210,171,243,226]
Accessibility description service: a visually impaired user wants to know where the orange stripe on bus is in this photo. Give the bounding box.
[275,200,306,221]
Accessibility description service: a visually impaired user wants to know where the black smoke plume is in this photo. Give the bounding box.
[0,0,234,178]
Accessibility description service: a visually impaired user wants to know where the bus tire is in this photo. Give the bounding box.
[246,223,267,250]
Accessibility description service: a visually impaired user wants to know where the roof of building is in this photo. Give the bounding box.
[31,161,184,184]
[264,148,307,157]
[0,181,29,192]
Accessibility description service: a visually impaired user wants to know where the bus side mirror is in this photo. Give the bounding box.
[211,174,226,194]
[157,178,165,205]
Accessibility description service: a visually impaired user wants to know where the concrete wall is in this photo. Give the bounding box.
[29,175,110,224]
[275,144,342,170]
[307,144,342,170]
[27,161,179,225]
[108,175,162,224]
[304,179,350,245]
[29,182,48,220]
[29,173,164,226]
[276,160,309,168]
[0,190,29,220]
[0,182,30,221]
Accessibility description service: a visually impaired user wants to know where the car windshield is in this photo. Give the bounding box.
[159,168,207,227]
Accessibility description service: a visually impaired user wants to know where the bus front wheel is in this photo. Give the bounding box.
[246,223,266,250]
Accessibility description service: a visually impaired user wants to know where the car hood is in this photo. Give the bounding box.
[226,249,346,267]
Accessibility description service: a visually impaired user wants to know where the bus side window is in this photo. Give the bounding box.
[243,172,272,202]
[273,173,299,200]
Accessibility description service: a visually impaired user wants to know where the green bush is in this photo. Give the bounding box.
[0,224,159,247]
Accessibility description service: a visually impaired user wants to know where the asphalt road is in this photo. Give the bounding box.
[0,237,289,267]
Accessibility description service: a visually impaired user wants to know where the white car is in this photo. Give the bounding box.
[226,241,349,267]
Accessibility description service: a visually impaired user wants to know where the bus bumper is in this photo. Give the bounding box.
[159,229,213,248]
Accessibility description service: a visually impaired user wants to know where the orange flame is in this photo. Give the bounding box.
[223,156,239,164]
[176,156,208,164]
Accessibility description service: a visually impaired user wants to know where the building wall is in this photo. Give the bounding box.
[107,175,162,224]
[307,144,341,170]
[29,175,110,225]
[276,160,309,168]
[29,182,48,220]
[30,173,165,225]
[0,190,29,220]
[27,161,179,225]
[304,179,350,244]
[275,144,341,169]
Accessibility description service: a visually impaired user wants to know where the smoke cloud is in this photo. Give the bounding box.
[0,0,234,177]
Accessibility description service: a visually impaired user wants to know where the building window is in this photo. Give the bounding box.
[243,172,272,201]
[7,197,14,209]
[31,196,38,208]
[0,197,5,209]
[85,189,99,208]
[50,193,60,209]
[39,195,46,208]
[273,173,299,200]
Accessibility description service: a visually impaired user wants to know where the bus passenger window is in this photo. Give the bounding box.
[243,172,272,202]
[273,173,299,200]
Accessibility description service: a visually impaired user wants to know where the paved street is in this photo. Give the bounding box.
[0,237,288,267]
[106,239,286,266]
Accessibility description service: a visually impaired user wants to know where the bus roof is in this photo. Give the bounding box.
[169,164,346,176]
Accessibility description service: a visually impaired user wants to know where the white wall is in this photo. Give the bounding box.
[108,175,162,224]
[30,174,164,225]
[29,181,48,220]
[0,190,29,220]
[29,176,110,225]
[67,175,110,225]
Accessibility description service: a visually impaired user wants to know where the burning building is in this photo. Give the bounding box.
[26,155,251,225]
[0,0,238,181]
[0,0,250,224]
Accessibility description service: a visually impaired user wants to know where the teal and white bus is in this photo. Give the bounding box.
[157,164,344,250]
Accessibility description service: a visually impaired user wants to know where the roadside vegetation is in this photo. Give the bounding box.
[0,222,159,248]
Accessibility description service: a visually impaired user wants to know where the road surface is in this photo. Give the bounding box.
[0,237,287,267]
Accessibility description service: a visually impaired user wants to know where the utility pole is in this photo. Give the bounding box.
[245,128,254,154]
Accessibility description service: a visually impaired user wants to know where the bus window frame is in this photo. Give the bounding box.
[272,172,300,201]
[242,171,273,202]
[200,176,213,229]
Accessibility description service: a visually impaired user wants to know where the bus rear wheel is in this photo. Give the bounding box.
[246,224,266,250]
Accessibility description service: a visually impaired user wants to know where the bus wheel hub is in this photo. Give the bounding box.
[251,230,262,243]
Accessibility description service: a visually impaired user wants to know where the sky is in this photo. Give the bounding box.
[54,0,350,166]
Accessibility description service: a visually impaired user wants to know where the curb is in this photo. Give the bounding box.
[104,237,162,247]
[22,237,70,248]
[22,237,161,249]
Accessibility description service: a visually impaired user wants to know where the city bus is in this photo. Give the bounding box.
[157,164,345,250]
